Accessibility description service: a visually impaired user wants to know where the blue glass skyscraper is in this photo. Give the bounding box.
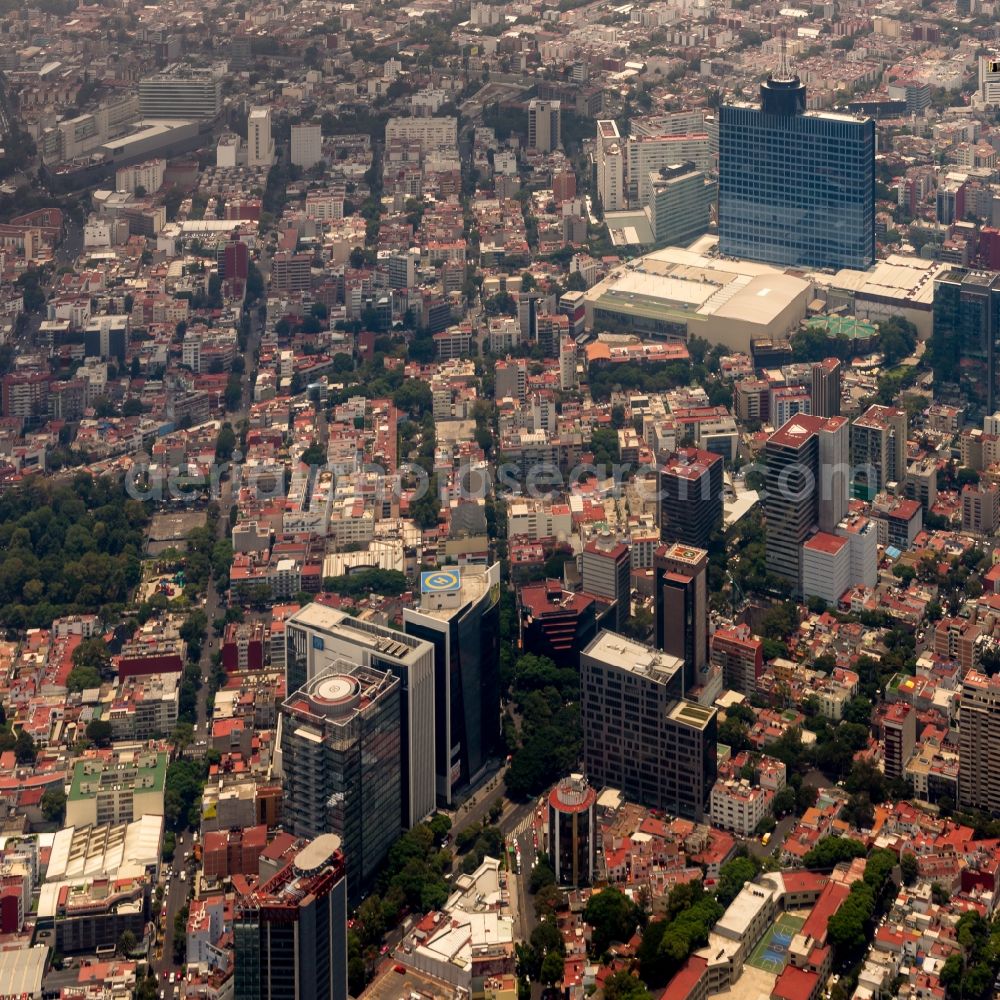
[718,70,876,271]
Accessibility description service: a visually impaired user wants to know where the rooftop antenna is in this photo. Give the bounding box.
[777,33,792,81]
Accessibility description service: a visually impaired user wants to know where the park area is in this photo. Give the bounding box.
[746,913,806,975]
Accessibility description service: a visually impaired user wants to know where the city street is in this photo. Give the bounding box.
[152,296,263,981]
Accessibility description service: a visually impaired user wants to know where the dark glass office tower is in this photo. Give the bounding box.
[931,269,1000,419]
[234,834,348,1000]
[718,71,875,271]
[404,564,502,806]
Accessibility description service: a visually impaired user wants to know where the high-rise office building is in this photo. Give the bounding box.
[279,665,401,902]
[718,63,875,270]
[810,358,841,418]
[247,106,274,168]
[283,604,435,830]
[851,404,907,500]
[626,132,712,208]
[653,543,708,694]
[657,448,724,550]
[764,414,850,595]
[290,123,323,168]
[595,120,625,212]
[547,774,597,886]
[233,833,348,1000]
[528,99,561,152]
[138,67,222,118]
[647,163,716,248]
[581,631,717,821]
[403,564,501,805]
[959,670,1000,812]
[931,269,1000,418]
[580,532,631,633]
[979,52,1000,106]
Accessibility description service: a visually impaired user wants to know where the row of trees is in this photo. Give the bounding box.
[503,653,582,799]
[322,569,408,598]
[348,815,452,995]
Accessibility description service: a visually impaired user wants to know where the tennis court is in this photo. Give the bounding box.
[746,913,805,974]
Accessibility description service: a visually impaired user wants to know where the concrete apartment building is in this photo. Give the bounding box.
[247,106,274,168]
[580,532,631,633]
[851,404,907,500]
[959,670,1000,813]
[291,123,323,168]
[764,414,849,596]
[528,99,561,152]
[65,749,168,827]
[711,624,764,696]
[961,482,1000,534]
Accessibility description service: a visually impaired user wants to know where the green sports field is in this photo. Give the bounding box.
[746,913,805,974]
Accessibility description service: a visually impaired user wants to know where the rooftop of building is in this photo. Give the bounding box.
[668,699,716,730]
[656,542,709,567]
[583,245,811,329]
[519,580,596,617]
[583,630,684,684]
[661,447,723,480]
[803,532,848,556]
[768,413,847,449]
[0,946,47,998]
[287,602,429,665]
[404,562,498,623]
[68,748,167,801]
[854,403,905,430]
[825,254,944,306]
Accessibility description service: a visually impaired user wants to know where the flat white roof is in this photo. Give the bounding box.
[587,244,811,327]
[825,254,943,306]
[0,946,47,997]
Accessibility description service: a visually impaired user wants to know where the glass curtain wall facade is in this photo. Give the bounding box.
[931,269,1000,419]
[719,81,875,271]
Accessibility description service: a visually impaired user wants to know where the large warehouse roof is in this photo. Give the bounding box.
[583,245,812,347]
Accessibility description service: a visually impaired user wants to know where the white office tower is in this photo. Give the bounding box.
[528,99,561,153]
[247,106,274,168]
[291,123,323,168]
[595,120,625,212]
[979,54,1000,106]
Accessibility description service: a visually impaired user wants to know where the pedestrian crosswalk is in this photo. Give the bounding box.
[510,812,535,839]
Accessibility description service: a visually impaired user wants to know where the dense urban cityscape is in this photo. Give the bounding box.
[3,1,1000,1000]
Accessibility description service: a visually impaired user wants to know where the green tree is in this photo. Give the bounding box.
[86,718,114,747]
[900,852,919,886]
[117,929,137,957]
[67,664,101,692]
[14,730,36,765]
[584,887,643,955]
[539,950,564,985]
[72,637,112,676]
[603,971,653,1000]
[41,785,66,823]
[717,856,760,907]
[802,836,867,870]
